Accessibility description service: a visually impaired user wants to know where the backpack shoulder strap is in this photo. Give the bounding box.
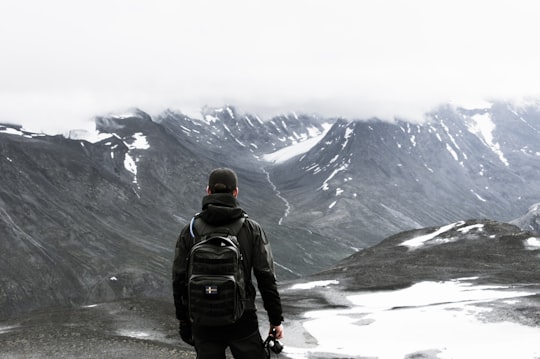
[226,216,246,237]
[189,215,198,238]
[189,213,247,239]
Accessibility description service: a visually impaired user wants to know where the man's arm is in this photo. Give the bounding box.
[172,225,196,345]
[172,226,191,321]
[250,222,284,328]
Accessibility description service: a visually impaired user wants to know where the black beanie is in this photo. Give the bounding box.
[208,168,238,193]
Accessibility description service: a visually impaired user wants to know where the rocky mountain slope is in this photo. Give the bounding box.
[0,108,345,320]
[270,103,540,248]
[512,202,540,234]
[310,219,540,290]
[1,219,538,358]
[1,101,540,320]
[280,219,540,358]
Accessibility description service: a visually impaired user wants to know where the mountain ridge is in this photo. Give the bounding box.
[309,218,540,291]
[1,101,540,320]
[269,102,540,247]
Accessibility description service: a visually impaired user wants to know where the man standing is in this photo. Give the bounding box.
[172,168,284,358]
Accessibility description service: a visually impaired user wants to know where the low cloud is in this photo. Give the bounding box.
[1,0,540,134]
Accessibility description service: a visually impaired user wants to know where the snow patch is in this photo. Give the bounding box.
[525,237,540,250]
[400,221,466,249]
[290,280,339,290]
[341,127,354,149]
[112,132,150,191]
[117,330,150,339]
[124,154,137,176]
[202,114,218,125]
[467,113,509,166]
[243,116,254,127]
[0,126,45,138]
[226,107,234,119]
[0,325,19,334]
[286,280,537,359]
[127,133,150,150]
[234,138,246,147]
[274,261,299,276]
[67,129,114,143]
[457,223,484,234]
[110,112,139,120]
[0,127,24,136]
[470,189,487,202]
[262,124,331,164]
[446,143,459,161]
[319,164,349,191]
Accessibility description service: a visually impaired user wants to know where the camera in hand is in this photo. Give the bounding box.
[263,328,283,355]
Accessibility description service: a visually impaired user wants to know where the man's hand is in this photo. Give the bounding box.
[269,324,284,340]
[179,320,194,346]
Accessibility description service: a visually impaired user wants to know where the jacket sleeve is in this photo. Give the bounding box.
[250,221,284,326]
[172,225,191,321]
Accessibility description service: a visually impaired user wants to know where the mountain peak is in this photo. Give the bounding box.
[317,219,540,291]
[511,202,540,234]
[3,101,540,321]
[95,109,152,132]
[1,123,45,138]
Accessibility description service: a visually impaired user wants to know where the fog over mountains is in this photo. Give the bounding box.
[1,101,540,321]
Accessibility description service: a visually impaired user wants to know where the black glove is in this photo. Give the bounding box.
[179,320,194,346]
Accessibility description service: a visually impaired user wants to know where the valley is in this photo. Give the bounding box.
[1,102,540,357]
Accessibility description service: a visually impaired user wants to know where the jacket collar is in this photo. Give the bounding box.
[202,193,239,209]
[199,193,245,226]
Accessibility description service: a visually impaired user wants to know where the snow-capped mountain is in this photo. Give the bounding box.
[156,106,330,159]
[1,219,538,359]
[269,102,540,248]
[0,108,346,319]
[1,101,540,320]
[282,218,540,358]
[313,219,540,288]
[512,202,540,234]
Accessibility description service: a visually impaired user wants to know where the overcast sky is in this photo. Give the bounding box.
[1,0,540,134]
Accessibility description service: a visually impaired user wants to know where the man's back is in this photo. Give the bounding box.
[172,168,283,359]
[186,215,247,326]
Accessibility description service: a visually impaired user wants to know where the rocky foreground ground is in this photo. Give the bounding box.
[0,298,195,359]
[2,220,539,358]
[2,282,540,359]
[0,295,303,359]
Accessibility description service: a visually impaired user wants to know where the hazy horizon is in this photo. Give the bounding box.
[2,0,540,134]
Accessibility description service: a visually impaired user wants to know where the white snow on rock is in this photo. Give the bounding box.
[0,126,45,138]
[124,154,137,176]
[467,112,509,166]
[525,237,540,250]
[285,279,539,359]
[118,133,150,192]
[263,124,331,164]
[127,133,150,150]
[0,325,19,334]
[0,127,24,136]
[289,280,339,290]
[400,221,466,249]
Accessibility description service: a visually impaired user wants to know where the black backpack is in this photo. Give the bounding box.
[187,215,247,326]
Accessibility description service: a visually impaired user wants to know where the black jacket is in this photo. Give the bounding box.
[172,193,283,329]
